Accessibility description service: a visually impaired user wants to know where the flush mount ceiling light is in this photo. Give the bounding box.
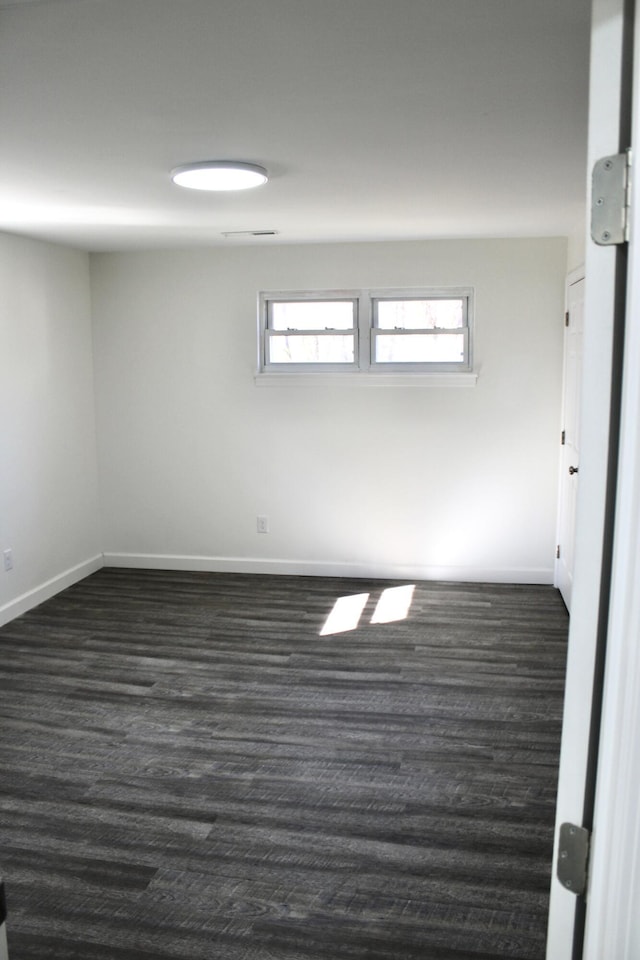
[171,161,268,192]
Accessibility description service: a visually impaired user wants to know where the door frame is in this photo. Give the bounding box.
[546,0,633,956]
[554,265,586,611]
[581,3,640,953]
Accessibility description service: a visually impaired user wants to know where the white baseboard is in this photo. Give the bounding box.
[103,552,554,585]
[0,554,104,627]
[0,553,553,629]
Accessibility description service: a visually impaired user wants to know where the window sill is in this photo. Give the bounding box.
[254,371,478,387]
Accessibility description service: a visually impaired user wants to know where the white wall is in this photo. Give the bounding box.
[91,238,566,582]
[0,232,102,625]
[567,216,587,274]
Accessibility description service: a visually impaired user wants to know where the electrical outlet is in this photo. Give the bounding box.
[257,515,269,534]
[3,548,13,572]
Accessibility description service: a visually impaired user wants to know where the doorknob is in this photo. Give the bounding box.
[569,465,579,475]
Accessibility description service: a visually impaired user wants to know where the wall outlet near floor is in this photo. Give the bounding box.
[3,548,13,571]
[256,515,269,534]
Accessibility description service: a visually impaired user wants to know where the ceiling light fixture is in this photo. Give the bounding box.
[171,161,268,192]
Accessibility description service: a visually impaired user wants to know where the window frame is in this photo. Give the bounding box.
[257,286,474,378]
[261,291,360,373]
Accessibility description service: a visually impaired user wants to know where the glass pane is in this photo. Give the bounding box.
[269,333,355,364]
[376,299,463,330]
[270,301,354,331]
[375,333,465,363]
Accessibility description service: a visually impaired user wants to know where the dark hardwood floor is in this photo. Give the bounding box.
[0,569,568,960]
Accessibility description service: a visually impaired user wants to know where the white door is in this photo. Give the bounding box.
[546,0,634,956]
[555,273,585,611]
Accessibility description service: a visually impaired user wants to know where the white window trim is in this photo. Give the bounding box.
[256,286,476,385]
[254,371,478,387]
[261,290,360,373]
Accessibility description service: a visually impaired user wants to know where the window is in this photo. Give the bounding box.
[258,287,473,378]
[264,297,358,367]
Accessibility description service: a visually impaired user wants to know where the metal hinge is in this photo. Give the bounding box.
[556,544,561,560]
[557,822,590,895]
[591,149,632,245]
[565,311,570,327]
[561,429,566,445]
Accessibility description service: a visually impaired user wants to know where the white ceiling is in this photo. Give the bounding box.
[0,0,591,251]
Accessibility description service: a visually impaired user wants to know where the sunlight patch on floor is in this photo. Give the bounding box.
[370,584,415,624]
[320,585,415,636]
[319,593,370,636]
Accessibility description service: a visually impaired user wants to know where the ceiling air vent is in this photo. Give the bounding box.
[222,230,279,238]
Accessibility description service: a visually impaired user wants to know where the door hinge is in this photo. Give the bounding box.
[557,822,590,896]
[565,311,570,327]
[591,148,632,245]
[556,544,561,559]
[561,429,566,445]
